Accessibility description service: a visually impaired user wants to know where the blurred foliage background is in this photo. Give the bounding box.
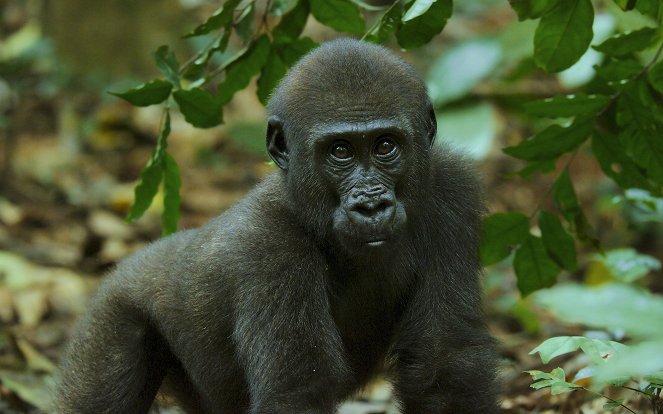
[1,0,662,413]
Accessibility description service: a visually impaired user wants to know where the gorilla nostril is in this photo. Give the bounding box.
[352,201,393,218]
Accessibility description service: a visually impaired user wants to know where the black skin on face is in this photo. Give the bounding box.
[54,38,499,414]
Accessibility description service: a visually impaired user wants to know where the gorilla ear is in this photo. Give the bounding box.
[267,116,289,170]
[427,106,438,146]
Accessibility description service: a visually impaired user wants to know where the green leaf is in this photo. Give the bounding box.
[595,57,643,82]
[257,48,288,105]
[594,27,658,56]
[592,129,652,191]
[480,212,530,266]
[530,336,627,365]
[597,248,661,283]
[396,0,452,50]
[648,59,663,93]
[538,211,577,271]
[154,46,181,88]
[127,112,171,222]
[534,0,594,72]
[552,169,579,220]
[525,94,610,118]
[503,116,593,162]
[508,0,557,20]
[402,0,435,21]
[184,0,241,38]
[278,36,318,66]
[617,79,663,185]
[533,283,663,338]
[173,88,223,128]
[235,3,256,42]
[427,39,502,105]
[162,153,181,236]
[615,188,663,222]
[309,0,365,34]
[603,399,625,410]
[273,0,310,44]
[218,35,271,105]
[612,0,636,11]
[514,234,560,297]
[364,2,402,44]
[109,80,172,107]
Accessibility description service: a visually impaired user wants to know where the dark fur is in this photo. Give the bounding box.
[54,39,498,413]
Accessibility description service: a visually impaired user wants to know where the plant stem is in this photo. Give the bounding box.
[360,1,398,41]
[583,387,638,414]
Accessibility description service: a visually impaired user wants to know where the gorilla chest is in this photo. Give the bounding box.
[327,269,409,376]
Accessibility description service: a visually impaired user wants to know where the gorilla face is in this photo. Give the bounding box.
[314,120,409,249]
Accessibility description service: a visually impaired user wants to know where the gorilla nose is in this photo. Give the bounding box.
[347,199,395,224]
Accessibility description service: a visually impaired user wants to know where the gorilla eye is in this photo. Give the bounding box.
[375,138,397,156]
[330,142,353,160]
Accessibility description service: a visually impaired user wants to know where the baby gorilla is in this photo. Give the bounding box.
[55,38,498,414]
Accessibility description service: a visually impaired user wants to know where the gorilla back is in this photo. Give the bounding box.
[55,39,498,414]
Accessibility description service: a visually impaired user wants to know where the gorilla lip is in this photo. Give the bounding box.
[367,240,387,247]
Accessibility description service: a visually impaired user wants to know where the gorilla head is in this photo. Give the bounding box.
[266,38,437,251]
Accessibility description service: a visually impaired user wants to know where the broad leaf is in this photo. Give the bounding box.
[396,0,452,50]
[514,234,560,296]
[553,169,579,220]
[597,248,661,283]
[595,57,642,82]
[525,94,609,118]
[648,59,663,93]
[278,36,318,66]
[534,0,594,72]
[594,27,658,56]
[427,39,502,105]
[110,79,172,107]
[508,0,557,20]
[533,283,663,338]
[218,35,271,105]
[480,212,530,265]
[309,0,365,34]
[127,112,171,222]
[184,0,241,38]
[527,368,580,395]
[273,0,310,43]
[402,0,435,21]
[162,153,181,235]
[592,129,652,191]
[538,211,577,271]
[364,2,402,44]
[617,80,663,185]
[503,116,593,161]
[154,46,181,88]
[257,48,288,105]
[173,88,223,128]
[530,336,627,365]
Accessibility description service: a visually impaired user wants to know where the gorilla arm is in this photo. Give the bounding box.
[391,146,499,414]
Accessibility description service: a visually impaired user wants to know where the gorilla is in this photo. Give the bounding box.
[54,38,498,414]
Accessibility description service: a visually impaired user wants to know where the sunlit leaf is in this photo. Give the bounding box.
[402,0,435,22]
[427,39,502,105]
[533,283,663,338]
[596,248,661,283]
[396,0,452,50]
[530,336,627,365]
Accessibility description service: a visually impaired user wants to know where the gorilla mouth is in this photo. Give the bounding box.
[366,239,388,247]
